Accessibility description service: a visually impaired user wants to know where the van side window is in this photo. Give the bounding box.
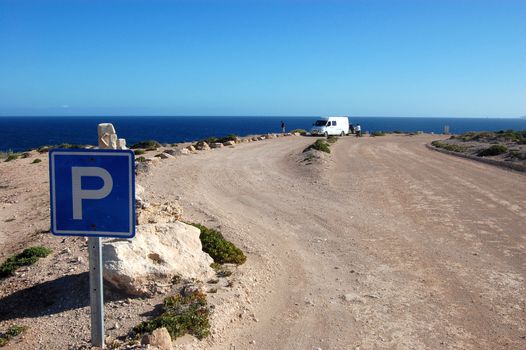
[332,121,337,126]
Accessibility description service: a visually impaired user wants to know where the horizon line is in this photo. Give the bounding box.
[0,115,525,119]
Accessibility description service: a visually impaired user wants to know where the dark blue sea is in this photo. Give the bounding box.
[1,116,525,152]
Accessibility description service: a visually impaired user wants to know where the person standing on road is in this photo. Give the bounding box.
[281,120,286,134]
[355,124,361,137]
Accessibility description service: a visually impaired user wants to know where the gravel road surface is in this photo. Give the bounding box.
[143,134,526,350]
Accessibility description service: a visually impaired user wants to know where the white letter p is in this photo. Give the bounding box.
[72,167,113,220]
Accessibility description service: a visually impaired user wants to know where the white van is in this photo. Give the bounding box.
[310,116,350,136]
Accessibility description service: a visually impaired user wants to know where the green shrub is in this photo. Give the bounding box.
[136,156,147,162]
[4,154,18,162]
[133,291,210,340]
[495,129,526,143]
[218,134,238,143]
[477,144,508,157]
[459,131,495,142]
[0,246,52,278]
[392,130,403,134]
[31,158,42,164]
[507,150,521,159]
[202,134,238,144]
[290,129,307,135]
[0,325,26,347]
[131,140,161,150]
[326,136,338,144]
[457,130,526,143]
[37,146,51,153]
[303,139,330,153]
[58,143,85,149]
[431,141,468,153]
[371,131,386,137]
[189,223,246,265]
[21,152,31,159]
[133,149,146,155]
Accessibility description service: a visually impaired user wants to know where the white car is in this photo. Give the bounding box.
[310,116,350,137]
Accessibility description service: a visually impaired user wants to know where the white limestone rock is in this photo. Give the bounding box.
[141,327,173,350]
[195,141,211,151]
[137,201,182,224]
[103,222,215,296]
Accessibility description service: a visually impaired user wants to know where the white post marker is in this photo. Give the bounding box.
[49,123,135,349]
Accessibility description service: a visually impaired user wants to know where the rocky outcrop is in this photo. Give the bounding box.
[223,140,236,146]
[141,327,173,350]
[156,153,174,159]
[103,222,215,296]
[163,149,178,156]
[195,141,211,151]
[210,143,224,149]
[137,201,182,224]
[186,145,196,152]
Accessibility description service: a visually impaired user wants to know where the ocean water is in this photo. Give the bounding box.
[1,116,525,152]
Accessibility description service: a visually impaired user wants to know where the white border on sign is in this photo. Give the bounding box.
[50,151,134,236]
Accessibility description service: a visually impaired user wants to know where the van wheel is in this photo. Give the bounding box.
[340,131,345,136]
[324,132,328,137]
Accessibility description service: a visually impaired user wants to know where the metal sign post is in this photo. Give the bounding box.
[88,236,104,347]
[49,123,135,348]
[89,123,116,348]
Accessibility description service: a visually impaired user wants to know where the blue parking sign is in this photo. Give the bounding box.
[49,149,135,238]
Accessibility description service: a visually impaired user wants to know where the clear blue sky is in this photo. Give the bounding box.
[1,0,525,117]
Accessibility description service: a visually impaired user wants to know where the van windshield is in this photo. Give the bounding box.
[314,120,328,126]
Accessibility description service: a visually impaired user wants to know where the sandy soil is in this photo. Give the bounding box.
[1,134,525,349]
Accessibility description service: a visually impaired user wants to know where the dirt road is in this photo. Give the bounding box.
[143,134,525,350]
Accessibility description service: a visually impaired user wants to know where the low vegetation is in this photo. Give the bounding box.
[189,223,246,265]
[37,145,51,153]
[133,291,210,340]
[431,141,469,153]
[136,156,147,162]
[433,130,526,162]
[32,144,88,153]
[199,134,238,145]
[133,149,146,155]
[371,131,386,137]
[4,153,19,162]
[455,130,526,144]
[477,144,508,157]
[130,140,161,150]
[507,149,525,160]
[290,129,307,135]
[0,325,26,347]
[0,246,52,278]
[31,158,42,164]
[303,139,331,153]
[326,135,338,144]
[57,143,86,149]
